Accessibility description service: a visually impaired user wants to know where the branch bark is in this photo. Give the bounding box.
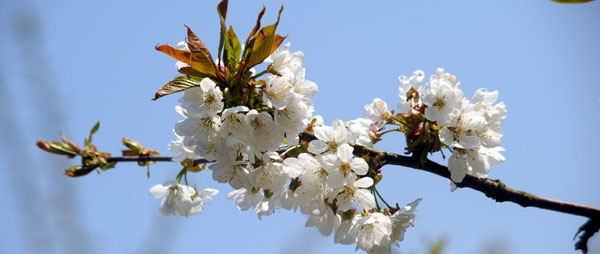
[107,156,210,164]
[352,144,600,219]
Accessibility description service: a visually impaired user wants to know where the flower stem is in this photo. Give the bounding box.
[251,69,269,79]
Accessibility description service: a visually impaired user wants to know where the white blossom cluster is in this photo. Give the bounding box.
[149,43,424,253]
[276,118,420,253]
[153,43,317,217]
[398,68,507,184]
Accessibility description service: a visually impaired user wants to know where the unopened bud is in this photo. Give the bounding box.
[37,140,78,158]
[374,174,383,185]
[64,165,95,177]
[122,137,143,153]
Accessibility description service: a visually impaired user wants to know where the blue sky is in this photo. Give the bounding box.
[1,0,599,253]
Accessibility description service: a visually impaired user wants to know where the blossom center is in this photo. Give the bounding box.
[433,97,446,109]
[328,141,338,151]
[340,162,352,176]
[204,93,216,104]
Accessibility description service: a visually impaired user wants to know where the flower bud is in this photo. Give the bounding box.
[37,140,78,158]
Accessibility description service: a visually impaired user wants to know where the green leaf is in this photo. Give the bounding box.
[48,142,77,157]
[122,137,143,153]
[90,121,100,136]
[85,121,100,146]
[153,76,202,100]
[217,0,229,61]
[223,26,241,73]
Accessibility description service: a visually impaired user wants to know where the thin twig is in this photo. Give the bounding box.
[106,156,211,165]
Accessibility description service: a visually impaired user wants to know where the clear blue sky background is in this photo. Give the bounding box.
[0,0,599,253]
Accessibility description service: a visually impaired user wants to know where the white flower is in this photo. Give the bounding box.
[220,106,251,143]
[179,188,219,217]
[179,78,224,118]
[335,177,376,211]
[470,88,506,148]
[348,118,377,148]
[308,120,349,155]
[291,68,318,100]
[246,109,284,152]
[213,135,254,165]
[227,188,275,219]
[149,180,218,217]
[321,144,369,189]
[174,115,221,161]
[421,68,463,126]
[398,70,424,112]
[263,75,294,110]
[390,198,421,246]
[290,153,330,212]
[437,87,506,183]
[334,213,359,245]
[349,212,393,253]
[168,130,196,162]
[274,94,310,140]
[210,161,254,190]
[276,187,298,211]
[448,146,505,183]
[265,42,304,76]
[364,98,391,128]
[305,203,336,236]
[253,152,287,192]
[438,108,486,150]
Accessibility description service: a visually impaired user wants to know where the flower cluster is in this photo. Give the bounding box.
[394,68,507,184]
[148,5,505,251]
[36,2,517,252]
[153,41,424,252]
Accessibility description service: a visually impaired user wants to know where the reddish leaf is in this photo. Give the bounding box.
[245,33,286,69]
[185,25,212,58]
[242,4,285,70]
[261,4,284,36]
[217,0,229,61]
[178,66,209,77]
[245,5,266,44]
[156,44,216,76]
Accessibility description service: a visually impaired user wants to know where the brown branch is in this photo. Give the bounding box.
[106,156,210,165]
[352,144,600,219]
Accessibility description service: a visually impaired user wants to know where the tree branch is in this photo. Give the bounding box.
[107,143,600,220]
[106,156,210,165]
[352,144,600,219]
